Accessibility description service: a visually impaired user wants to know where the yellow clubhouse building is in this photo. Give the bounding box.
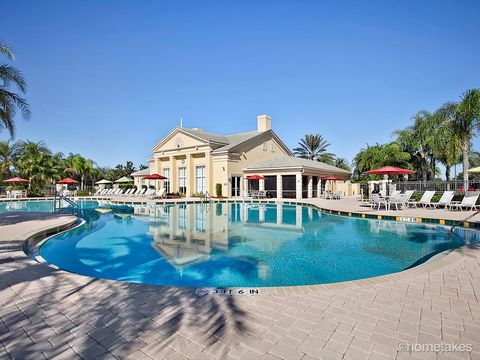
[132,114,352,199]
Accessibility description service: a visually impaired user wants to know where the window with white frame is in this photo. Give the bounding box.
[178,167,186,194]
[195,165,206,193]
[163,168,170,193]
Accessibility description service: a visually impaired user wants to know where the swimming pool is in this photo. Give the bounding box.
[5,200,479,287]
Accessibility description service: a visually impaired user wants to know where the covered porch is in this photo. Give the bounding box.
[241,157,351,200]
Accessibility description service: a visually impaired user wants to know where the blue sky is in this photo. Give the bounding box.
[1,0,479,168]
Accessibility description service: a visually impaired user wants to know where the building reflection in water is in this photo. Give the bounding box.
[130,203,316,278]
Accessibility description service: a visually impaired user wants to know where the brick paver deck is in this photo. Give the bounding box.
[1,208,480,360]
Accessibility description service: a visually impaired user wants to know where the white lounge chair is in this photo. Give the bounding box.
[448,192,479,211]
[388,193,408,210]
[149,188,166,199]
[93,189,101,196]
[433,191,455,209]
[370,193,388,210]
[142,189,154,197]
[408,191,436,208]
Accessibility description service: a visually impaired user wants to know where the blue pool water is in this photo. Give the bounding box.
[2,200,478,287]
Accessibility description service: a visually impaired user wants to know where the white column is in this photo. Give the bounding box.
[276,174,282,199]
[295,205,303,228]
[317,179,322,197]
[243,176,248,198]
[259,179,265,191]
[295,173,302,200]
[307,176,313,198]
[186,154,192,196]
[276,203,283,224]
[259,207,265,222]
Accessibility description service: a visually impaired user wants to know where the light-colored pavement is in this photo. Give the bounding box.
[0,204,480,359]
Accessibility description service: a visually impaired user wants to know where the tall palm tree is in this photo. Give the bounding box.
[432,113,462,182]
[293,134,335,163]
[439,89,480,190]
[0,39,31,137]
[13,140,52,188]
[395,111,437,182]
[0,140,15,179]
[63,153,94,190]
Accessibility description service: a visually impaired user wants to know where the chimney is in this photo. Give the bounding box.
[257,114,271,132]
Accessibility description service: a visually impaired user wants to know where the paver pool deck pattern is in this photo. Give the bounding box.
[0,200,479,360]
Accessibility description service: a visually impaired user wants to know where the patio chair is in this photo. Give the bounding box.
[388,193,407,210]
[403,190,415,203]
[257,190,267,199]
[370,193,388,210]
[448,191,479,211]
[432,191,455,209]
[408,191,436,208]
[129,189,140,197]
[143,189,155,197]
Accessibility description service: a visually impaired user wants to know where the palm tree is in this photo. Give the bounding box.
[395,111,438,182]
[0,140,15,179]
[293,134,335,163]
[439,89,480,190]
[63,153,94,190]
[0,39,31,137]
[333,157,351,171]
[13,140,52,188]
[353,142,410,177]
[432,113,462,182]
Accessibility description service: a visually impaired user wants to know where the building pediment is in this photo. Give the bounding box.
[151,127,225,153]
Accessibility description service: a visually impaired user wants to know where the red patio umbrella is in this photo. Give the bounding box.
[58,177,79,184]
[4,177,28,183]
[144,173,167,180]
[365,166,415,175]
[246,175,266,180]
[144,173,167,190]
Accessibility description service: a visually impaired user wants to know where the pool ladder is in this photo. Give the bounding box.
[450,209,480,232]
[53,191,79,215]
[201,191,212,203]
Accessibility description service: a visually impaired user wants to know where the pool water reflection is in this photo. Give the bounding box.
[32,201,480,287]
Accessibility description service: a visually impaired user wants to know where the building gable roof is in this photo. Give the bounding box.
[151,126,292,156]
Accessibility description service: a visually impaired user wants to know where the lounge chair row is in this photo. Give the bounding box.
[93,188,166,199]
[369,190,479,211]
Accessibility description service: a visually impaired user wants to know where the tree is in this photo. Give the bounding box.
[63,153,95,190]
[333,157,351,171]
[0,39,31,137]
[353,142,411,178]
[13,140,52,189]
[439,89,480,190]
[0,140,15,179]
[432,113,462,182]
[293,134,335,163]
[395,111,438,182]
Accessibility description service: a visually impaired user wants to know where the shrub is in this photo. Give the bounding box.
[216,183,222,197]
[76,190,91,196]
[27,189,43,198]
